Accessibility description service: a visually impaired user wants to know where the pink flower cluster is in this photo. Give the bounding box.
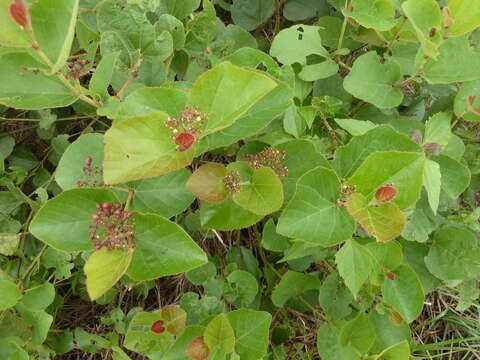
[166,106,207,152]
[76,156,104,188]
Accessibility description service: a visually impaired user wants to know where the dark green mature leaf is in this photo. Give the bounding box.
[318,273,353,319]
[271,271,321,307]
[30,0,79,73]
[343,0,396,31]
[188,62,277,133]
[333,126,422,178]
[230,0,275,31]
[0,280,21,311]
[423,36,480,83]
[270,25,329,65]
[424,226,480,281]
[335,239,373,298]
[0,52,78,109]
[348,151,425,210]
[344,52,403,109]
[233,167,283,215]
[339,312,376,354]
[382,265,424,323]
[127,213,207,280]
[29,189,123,252]
[226,309,271,360]
[317,323,359,360]
[283,0,328,21]
[84,248,132,300]
[128,169,195,218]
[200,197,262,231]
[277,167,355,246]
[21,282,55,310]
[158,0,200,19]
[104,112,195,184]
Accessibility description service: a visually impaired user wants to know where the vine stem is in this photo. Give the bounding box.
[115,57,143,100]
[336,0,349,50]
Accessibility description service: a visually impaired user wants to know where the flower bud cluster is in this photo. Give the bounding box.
[222,171,241,195]
[76,156,104,188]
[89,202,136,251]
[66,59,91,80]
[241,147,288,178]
[165,106,207,152]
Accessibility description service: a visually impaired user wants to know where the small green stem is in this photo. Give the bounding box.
[337,1,349,50]
[124,189,135,211]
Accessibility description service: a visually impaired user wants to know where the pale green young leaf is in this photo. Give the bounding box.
[298,60,339,81]
[0,280,21,311]
[204,314,235,353]
[422,159,441,214]
[423,112,452,146]
[446,0,480,36]
[334,118,377,136]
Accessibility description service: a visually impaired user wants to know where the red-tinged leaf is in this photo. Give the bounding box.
[386,272,395,281]
[150,319,165,334]
[467,95,480,115]
[9,0,29,28]
[174,132,196,152]
[161,305,186,335]
[186,336,210,360]
[186,163,229,203]
[375,184,397,203]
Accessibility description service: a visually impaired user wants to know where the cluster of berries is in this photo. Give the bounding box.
[89,202,136,251]
[241,147,288,178]
[76,156,104,188]
[165,106,207,152]
[66,59,91,80]
[222,171,242,195]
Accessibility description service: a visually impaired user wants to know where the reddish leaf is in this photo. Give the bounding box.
[174,132,196,152]
[186,163,229,203]
[386,272,395,280]
[9,0,30,28]
[150,319,165,334]
[186,336,210,360]
[161,305,186,335]
[375,184,397,203]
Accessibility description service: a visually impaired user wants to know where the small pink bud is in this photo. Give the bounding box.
[386,272,395,280]
[92,214,101,222]
[174,132,196,152]
[102,202,112,211]
[9,0,30,28]
[125,211,133,218]
[114,209,122,216]
[375,184,397,203]
[85,156,92,167]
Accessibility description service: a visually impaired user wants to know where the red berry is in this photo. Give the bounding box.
[375,184,397,203]
[174,132,196,152]
[102,202,112,211]
[92,214,101,223]
[151,320,165,333]
[386,272,395,280]
[96,204,102,210]
[85,156,92,167]
[9,0,29,28]
[114,209,122,216]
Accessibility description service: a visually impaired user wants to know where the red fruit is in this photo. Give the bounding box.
[102,202,112,211]
[375,184,397,203]
[174,132,196,152]
[114,209,122,216]
[386,272,395,280]
[9,0,29,28]
[85,156,93,167]
[96,203,102,210]
[92,214,101,223]
[151,320,165,334]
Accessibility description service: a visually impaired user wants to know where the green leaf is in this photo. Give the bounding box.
[84,248,133,300]
[283,0,328,21]
[346,193,406,242]
[374,340,410,360]
[271,270,321,307]
[381,265,424,323]
[89,51,117,99]
[0,233,20,256]
[298,60,339,81]
[126,213,207,280]
[423,36,480,83]
[200,197,263,231]
[55,133,104,190]
[333,125,422,178]
[277,167,355,246]
[15,304,53,345]
[401,0,442,58]
[115,87,188,121]
[445,0,480,36]
[424,112,452,146]
[401,240,441,293]
[369,310,411,352]
[335,239,373,298]
[348,151,425,210]
[21,282,55,310]
[0,0,30,47]
[334,118,377,136]
[103,112,195,184]
[188,62,277,133]
[431,154,470,199]
[128,169,195,218]
[317,323,360,360]
[0,52,78,109]
[456,279,480,311]
[343,51,403,109]
[366,241,403,272]
[187,262,217,285]
[261,219,291,252]
[226,270,258,305]
[342,0,396,31]
[270,25,329,65]
[124,311,173,353]
[29,189,123,252]
[0,280,21,311]
[187,163,228,203]
[423,159,441,214]
[401,193,440,243]
[230,0,275,31]
[161,305,187,335]
[454,79,480,121]
[204,314,235,353]
[159,0,201,19]
[30,0,79,73]
[424,226,480,281]
[233,167,283,216]
[318,273,354,319]
[225,309,271,360]
[339,312,376,354]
